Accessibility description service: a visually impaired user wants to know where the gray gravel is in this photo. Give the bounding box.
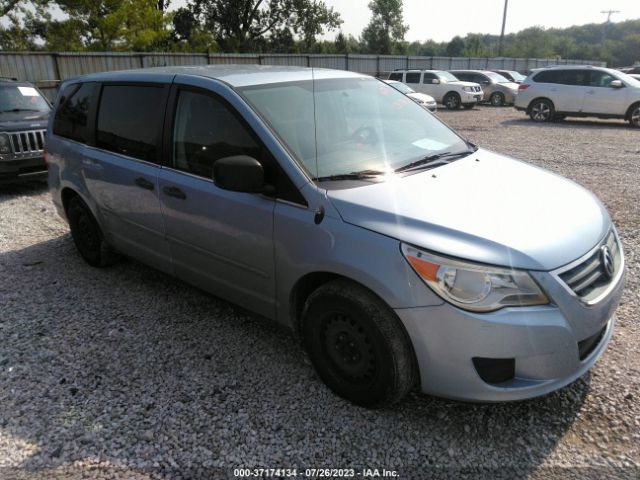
[0,107,639,479]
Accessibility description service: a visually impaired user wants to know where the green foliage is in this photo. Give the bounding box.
[361,0,408,54]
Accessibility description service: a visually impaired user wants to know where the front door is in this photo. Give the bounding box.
[581,71,628,116]
[158,86,276,318]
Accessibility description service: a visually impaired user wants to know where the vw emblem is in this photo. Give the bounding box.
[600,246,614,279]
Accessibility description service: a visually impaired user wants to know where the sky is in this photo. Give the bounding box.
[170,0,640,43]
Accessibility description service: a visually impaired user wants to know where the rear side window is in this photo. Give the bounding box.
[388,72,403,81]
[53,82,96,143]
[96,85,166,163]
[405,72,420,84]
[533,70,561,84]
[172,90,261,179]
[453,72,471,82]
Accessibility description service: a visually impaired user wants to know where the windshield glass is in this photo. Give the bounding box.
[437,71,459,82]
[485,71,511,83]
[239,77,468,179]
[616,71,640,87]
[388,82,414,94]
[0,85,50,112]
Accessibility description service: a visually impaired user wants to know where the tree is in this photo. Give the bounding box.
[445,36,465,56]
[361,0,408,54]
[184,0,341,52]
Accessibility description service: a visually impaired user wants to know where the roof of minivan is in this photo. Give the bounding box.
[76,65,367,88]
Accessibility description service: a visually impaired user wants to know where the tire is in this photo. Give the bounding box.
[443,92,461,110]
[490,92,505,107]
[66,196,118,267]
[301,279,417,408]
[528,99,554,122]
[462,104,475,110]
[628,103,640,128]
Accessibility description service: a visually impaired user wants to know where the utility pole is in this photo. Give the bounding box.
[600,9,620,42]
[498,0,509,56]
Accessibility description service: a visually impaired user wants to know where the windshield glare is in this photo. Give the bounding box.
[240,77,467,179]
[437,71,459,82]
[484,71,511,83]
[0,86,50,112]
[389,82,414,94]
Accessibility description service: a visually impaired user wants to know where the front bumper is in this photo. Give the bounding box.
[0,156,47,184]
[461,92,483,104]
[396,262,625,402]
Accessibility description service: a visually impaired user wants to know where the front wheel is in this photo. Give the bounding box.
[490,92,505,107]
[443,92,461,110]
[529,99,554,122]
[628,103,640,128]
[301,280,417,408]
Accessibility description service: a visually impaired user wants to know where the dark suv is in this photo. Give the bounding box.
[0,77,51,183]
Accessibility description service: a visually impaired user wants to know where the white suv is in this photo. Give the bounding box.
[388,70,483,110]
[515,65,640,127]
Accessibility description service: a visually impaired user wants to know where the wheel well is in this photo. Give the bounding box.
[626,102,640,120]
[445,91,460,99]
[527,97,554,114]
[61,187,80,214]
[290,272,343,336]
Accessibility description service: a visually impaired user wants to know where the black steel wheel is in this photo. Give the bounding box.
[66,196,118,267]
[301,279,417,408]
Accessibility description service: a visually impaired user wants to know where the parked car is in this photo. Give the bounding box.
[388,69,483,110]
[629,74,640,81]
[618,66,640,75]
[449,70,520,106]
[0,77,50,184]
[515,65,640,127]
[489,69,526,83]
[383,79,437,111]
[47,66,625,407]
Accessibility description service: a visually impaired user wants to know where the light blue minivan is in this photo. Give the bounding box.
[46,66,625,407]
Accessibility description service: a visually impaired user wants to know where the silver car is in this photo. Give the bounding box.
[450,70,520,106]
[46,66,625,407]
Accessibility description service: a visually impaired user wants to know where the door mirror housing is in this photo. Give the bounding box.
[213,155,265,193]
[431,79,440,84]
[610,80,623,88]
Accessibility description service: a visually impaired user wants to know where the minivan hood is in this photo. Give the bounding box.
[327,149,609,271]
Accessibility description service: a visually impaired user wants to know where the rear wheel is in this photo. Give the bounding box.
[301,279,416,408]
[628,103,640,128]
[443,92,461,110]
[490,92,505,106]
[66,196,118,267]
[529,99,554,122]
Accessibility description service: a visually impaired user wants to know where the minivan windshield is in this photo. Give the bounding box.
[239,77,469,180]
[0,85,50,113]
[484,71,511,83]
[437,71,459,82]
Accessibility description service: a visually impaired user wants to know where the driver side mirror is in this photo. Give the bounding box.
[213,155,265,193]
[431,79,440,84]
[610,80,623,88]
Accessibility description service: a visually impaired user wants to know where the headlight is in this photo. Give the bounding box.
[462,86,473,92]
[0,133,11,155]
[401,244,548,312]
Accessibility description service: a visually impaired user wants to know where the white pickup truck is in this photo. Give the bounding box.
[388,70,483,110]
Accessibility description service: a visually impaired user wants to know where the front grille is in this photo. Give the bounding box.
[474,86,482,92]
[8,130,46,156]
[558,231,621,302]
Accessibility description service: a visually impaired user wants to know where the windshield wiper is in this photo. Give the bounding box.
[395,149,476,173]
[0,108,42,113]
[314,169,385,182]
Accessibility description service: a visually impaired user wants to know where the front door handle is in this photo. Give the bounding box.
[134,177,155,190]
[162,186,187,200]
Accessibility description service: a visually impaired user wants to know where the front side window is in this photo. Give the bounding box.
[422,73,437,83]
[240,77,468,179]
[172,90,261,179]
[589,71,616,87]
[0,84,50,114]
[96,85,165,162]
[53,83,94,143]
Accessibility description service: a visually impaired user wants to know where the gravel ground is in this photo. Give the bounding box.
[0,106,638,479]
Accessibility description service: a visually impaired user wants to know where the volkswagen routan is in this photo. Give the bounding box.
[46,66,625,407]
